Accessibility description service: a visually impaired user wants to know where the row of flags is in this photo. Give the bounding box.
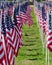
[0,1,33,65]
[34,1,52,52]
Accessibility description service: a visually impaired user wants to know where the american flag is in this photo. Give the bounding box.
[4,7,16,65]
[19,4,28,21]
[14,5,23,56]
[25,2,32,14]
[37,4,43,28]
[25,2,33,26]
[1,7,9,65]
[19,3,27,25]
[43,3,52,52]
[42,4,47,33]
[34,2,43,28]
[46,11,52,52]
[45,3,49,13]
[19,2,33,26]
[34,3,47,33]
[0,36,8,65]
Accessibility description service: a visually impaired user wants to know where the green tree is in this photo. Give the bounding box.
[36,0,45,2]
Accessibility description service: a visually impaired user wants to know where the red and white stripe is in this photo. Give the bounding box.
[19,12,28,20]
[46,30,52,52]
[0,9,9,65]
[37,9,43,28]
[19,11,33,26]
[0,41,6,65]
[14,24,22,56]
[8,46,15,65]
[6,28,18,65]
[34,3,43,28]
[14,15,23,56]
[34,3,47,33]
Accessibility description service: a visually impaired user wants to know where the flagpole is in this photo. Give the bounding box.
[48,49,49,65]
[46,7,50,65]
[41,0,45,55]
[47,1,50,65]
[46,8,48,65]
[40,1,45,55]
[46,45,48,65]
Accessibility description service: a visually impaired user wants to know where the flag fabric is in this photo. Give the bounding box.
[19,2,33,26]
[0,35,8,65]
[42,4,47,33]
[44,3,52,52]
[37,4,43,28]
[5,10,16,65]
[1,7,9,65]
[25,2,33,26]
[46,11,52,52]
[34,2,43,28]
[14,5,23,56]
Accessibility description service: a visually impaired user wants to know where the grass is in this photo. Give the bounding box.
[15,6,52,65]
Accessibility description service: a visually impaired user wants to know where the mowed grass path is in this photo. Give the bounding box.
[15,6,52,65]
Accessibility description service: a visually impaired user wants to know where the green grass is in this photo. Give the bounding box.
[15,6,52,65]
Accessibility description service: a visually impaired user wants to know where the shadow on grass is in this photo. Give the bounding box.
[28,58,42,61]
[19,53,42,57]
[27,49,39,51]
[25,40,37,42]
[26,54,38,56]
[19,54,37,56]
[23,44,35,46]
[25,34,31,36]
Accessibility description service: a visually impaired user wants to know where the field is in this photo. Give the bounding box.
[15,6,52,65]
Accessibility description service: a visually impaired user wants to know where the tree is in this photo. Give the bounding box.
[35,0,45,2]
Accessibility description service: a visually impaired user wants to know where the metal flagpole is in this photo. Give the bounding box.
[40,0,45,54]
[46,7,48,65]
[47,1,50,65]
[46,44,48,65]
[48,49,49,65]
[46,4,50,65]
[46,2,48,65]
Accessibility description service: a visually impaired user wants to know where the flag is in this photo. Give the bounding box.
[1,7,10,65]
[46,11,52,52]
[25,2,32,14]
[19,4,28,20]
[0,36,7,65]
[37,4,43,28]
[42,4,47,33]
[19,2,33,26]
[34,3,42,27]
[14,5,23,56]
[5,7,16,65]
[25,2,33,26]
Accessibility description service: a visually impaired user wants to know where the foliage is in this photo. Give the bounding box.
[35,0,45,2]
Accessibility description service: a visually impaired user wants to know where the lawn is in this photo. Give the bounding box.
[15,6,52,65]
